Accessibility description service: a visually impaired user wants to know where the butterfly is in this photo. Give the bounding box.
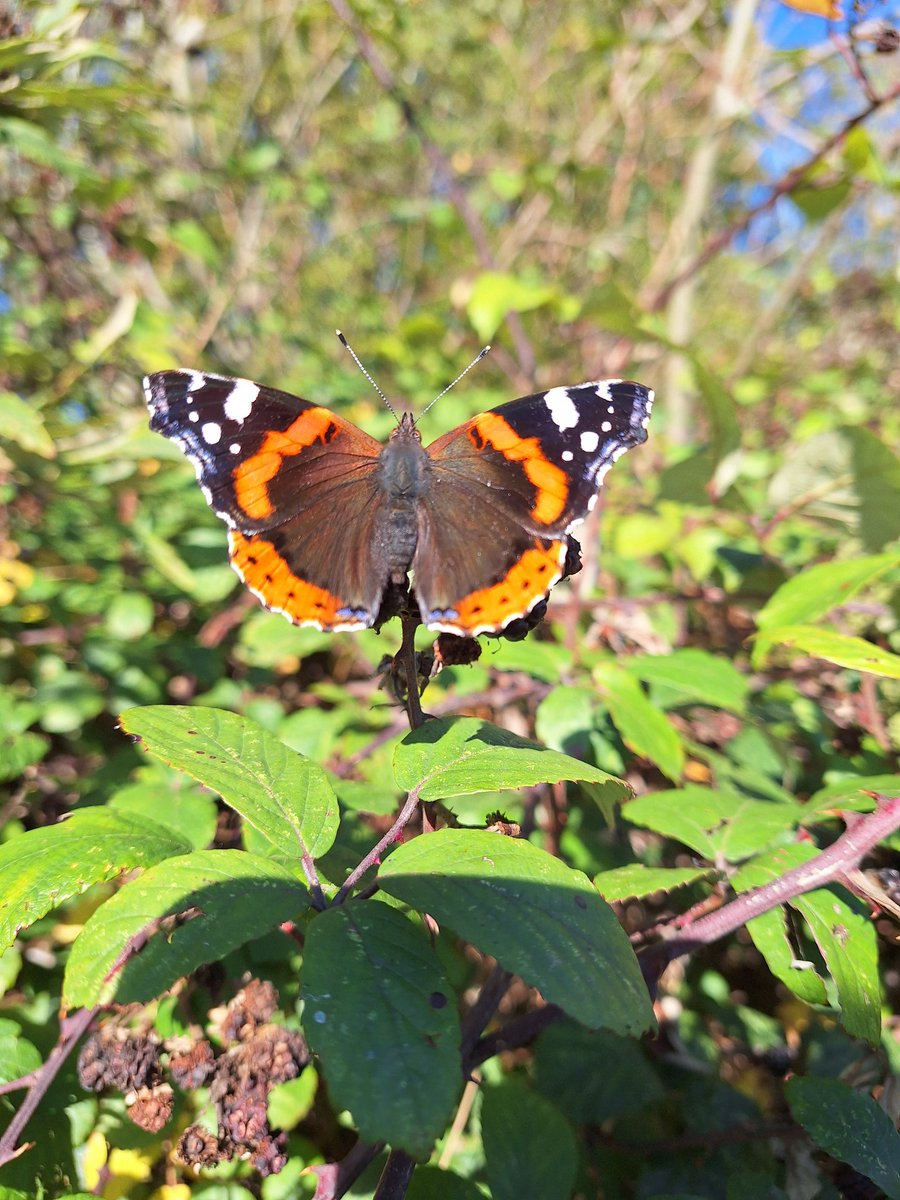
[144,367,653,638]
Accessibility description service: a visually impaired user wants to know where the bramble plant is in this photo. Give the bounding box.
[2,3,900,1200]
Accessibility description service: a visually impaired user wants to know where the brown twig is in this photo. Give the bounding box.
[0,1006,99,1168]
[648,81,900,314]
[327,0,536,385]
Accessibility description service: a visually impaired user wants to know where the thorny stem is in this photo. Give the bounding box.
[640,793,900,990]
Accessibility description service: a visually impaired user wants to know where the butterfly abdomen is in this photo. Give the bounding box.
[374,431,432,580]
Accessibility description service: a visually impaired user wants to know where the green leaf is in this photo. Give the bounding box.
[626,787,800,860]
[0,809,191,954]
[595,665,684,781]
[790,179,852,220]
[63,850,308,1006]
[803,775,898,819]
[481,1080,577,1200]
[733,846,829,1007]
[624,649,748,714]
[393,716,629,804]
[0,391,56,458]
[268,1064,317,1131]
[533,1022,665,1122]
[485,637,572,681]
[379,829,653,1035]
[534,686,595,751]
[753,625,900,679]
[300,900,461,1160]
[120,706,339,864]
[0,729,48,782]
[756,554,899,630]
[109,770,220,851]
[406,1167,485,1200]
[466,271,557,340]
[0,1032,42,1085]
[104,592,155,640]
[786,1077,900,1199]
[691,359,742,462]
[793,885,881,1045]
[594,864,714,901]
[767,427,900,552]
[734,846,881,1042]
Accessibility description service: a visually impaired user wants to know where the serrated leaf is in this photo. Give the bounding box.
[379,830,653,1034]
[300,900,461,1159]
[753,625,900,679]
[756,554,899,630]
[786,1077,900,1199]
[624,649,748,714]
[63,850,308,1007]
[595,665,684,781]
[595,864,714,901]
[626,787,800,860]
[393,716,628,803]
[481,1080,577,1200]
[120,706,339,864]
[0,810,191,954]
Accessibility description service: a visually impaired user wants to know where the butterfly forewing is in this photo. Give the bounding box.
[145,369,654,637]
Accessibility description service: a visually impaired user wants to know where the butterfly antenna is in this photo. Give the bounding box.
[419,345,491,419]
[336,330,400,423]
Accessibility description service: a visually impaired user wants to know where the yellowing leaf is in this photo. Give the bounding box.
[104,1146,154,1200]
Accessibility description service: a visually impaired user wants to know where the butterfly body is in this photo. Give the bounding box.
[144,369,653,637]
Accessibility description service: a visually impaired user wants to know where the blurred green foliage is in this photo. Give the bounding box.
[1,1,899,1197]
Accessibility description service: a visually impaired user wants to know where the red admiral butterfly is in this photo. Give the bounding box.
[144,365,653,638]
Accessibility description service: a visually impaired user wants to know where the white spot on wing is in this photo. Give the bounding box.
[189,411,199,423]
[230,443,241,454]
[544,387,579,431]
[224,378,259,424]
[184,370,206,393]
[201,421,222,445]
[562,449,574,462]
[601,421,612,432]
[580,430,599,452]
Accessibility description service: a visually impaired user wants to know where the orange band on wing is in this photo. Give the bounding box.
[229,530,370,630]
[233,408,337,520]
[468,413,568,525]
[448,540,566,633]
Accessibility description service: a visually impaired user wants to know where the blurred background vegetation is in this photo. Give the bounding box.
[1,0,899,1195]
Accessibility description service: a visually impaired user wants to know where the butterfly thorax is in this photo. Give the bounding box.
[374,412,429,579]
